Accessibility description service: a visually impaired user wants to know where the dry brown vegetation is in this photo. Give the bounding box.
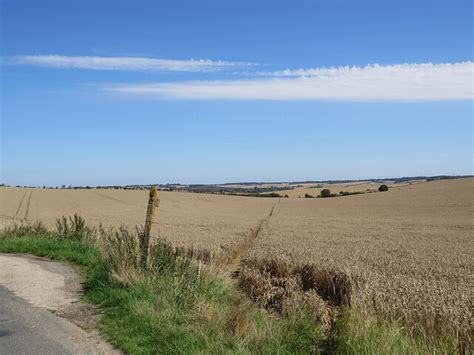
[1,178,472,349]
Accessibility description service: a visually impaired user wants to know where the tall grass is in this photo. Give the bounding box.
[4,214,95,241]
[55,214,95,241]
[328,308,460,354]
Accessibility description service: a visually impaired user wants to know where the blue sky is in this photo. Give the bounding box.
[1,0,472,186]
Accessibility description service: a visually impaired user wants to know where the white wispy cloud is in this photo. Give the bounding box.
[9,55,255,72]
[103,62,473,101]
[259,62,474,78]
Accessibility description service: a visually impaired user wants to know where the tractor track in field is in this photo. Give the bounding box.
[87,190,144,209]
[13,189,31,221]
[221,200,280,273]
[23,189,33,221]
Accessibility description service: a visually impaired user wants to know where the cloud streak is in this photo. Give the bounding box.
[10,55,255,72]
[104,62,473,101]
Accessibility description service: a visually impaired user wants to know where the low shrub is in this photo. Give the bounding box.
[378,184,389,192]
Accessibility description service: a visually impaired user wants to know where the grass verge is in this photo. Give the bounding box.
[0,226,325,354]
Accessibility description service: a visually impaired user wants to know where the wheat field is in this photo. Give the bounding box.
[0,178,472,344]
[0,187,275,253]
[241,178,473,343]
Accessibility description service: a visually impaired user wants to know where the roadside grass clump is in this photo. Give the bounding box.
[0,216,326,354]
[4,220,51,238]
[56,214,96,242]
[5,214,95,242]
[327,308,460,354]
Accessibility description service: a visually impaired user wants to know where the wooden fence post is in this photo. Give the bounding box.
[144,186,158,239]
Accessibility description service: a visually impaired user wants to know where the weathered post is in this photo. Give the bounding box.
[144,185,158,238]
[141,186,158,268]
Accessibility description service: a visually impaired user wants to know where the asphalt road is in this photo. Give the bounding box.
[0,254,118,354]
[0,285,102,354]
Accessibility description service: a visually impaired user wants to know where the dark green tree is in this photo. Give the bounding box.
[320,189,331,197]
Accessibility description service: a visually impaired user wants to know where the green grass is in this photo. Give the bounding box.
[0,235,325,354]
[0,237,99,266]
[326,308,460,354]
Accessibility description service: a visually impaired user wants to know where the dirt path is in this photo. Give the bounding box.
[0,253,120,354]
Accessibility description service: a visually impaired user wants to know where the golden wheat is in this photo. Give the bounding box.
[240,178,473,345]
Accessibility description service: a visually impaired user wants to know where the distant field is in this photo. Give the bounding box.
[0,187,274,252]
[271,180,426,198]
[1,178,472,346]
